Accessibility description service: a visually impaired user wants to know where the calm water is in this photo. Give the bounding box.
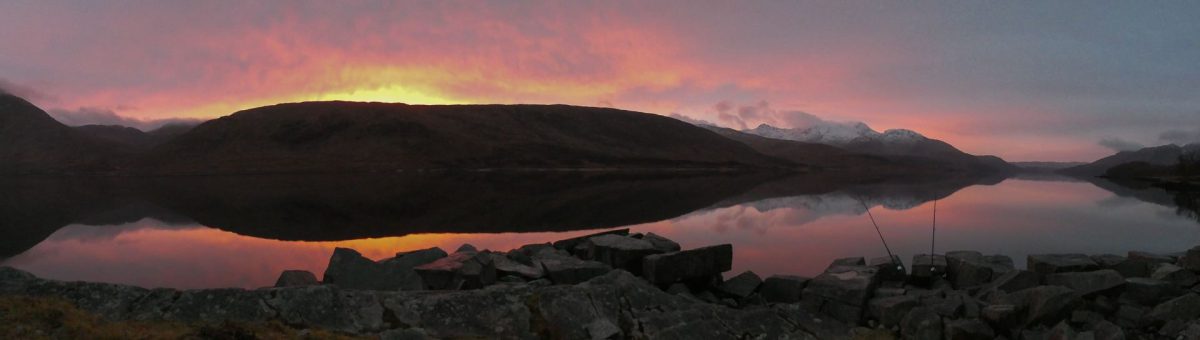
[1,174,1197,289]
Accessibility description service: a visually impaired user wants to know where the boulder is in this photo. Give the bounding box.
[1115,304,1148,328]
[1043,269,1125,296]
[384,247,448,269]
[1151,263,1199,287]
[803,265,879,323]
[414,251,497,290]
[947,251,1011,289]
[717,271,762,298]
[824,257,866,273]
[1146,293,1200,326]
[867,295,919,327]
[1119,277,1182,306]
[1180,245,1200,272]
[552,229,629,252]
[869,255,907,282]
[323,248,424,291]
[1047,321,1076,340]
[641,232,682,253]
[534,250,610,285]
[976,270,1040,299]
[911,254,947,284]
[274,270,319,287]
[641,244,733,285]
[1091,254,1148,278]
[995,285,1081,327]
[759,275,809,303]
[267,285,384,334]
[1027,254,1099,274]
[943,318,995,340]
[478,252,543,279]
[1092,320,1125,340]
[981,304,1020,331]
[901,307,943,340]
[455,244,478,253]
[581,234,663,273]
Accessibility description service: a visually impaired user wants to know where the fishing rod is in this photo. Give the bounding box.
[858,197,900,270]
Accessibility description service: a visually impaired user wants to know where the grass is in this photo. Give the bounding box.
[0,295,364,340]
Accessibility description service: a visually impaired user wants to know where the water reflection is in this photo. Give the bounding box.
[2,173,1197,289]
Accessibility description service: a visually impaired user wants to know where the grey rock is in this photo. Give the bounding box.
[901,307,943,340]
[1150,263,1199,287]
[586,319,622,339]
[1119,277,1181,306]
[581,234,663,273]
[1115,303,1147,328]
[514,243,554,257]
[869,255,907,282]
[1128,251,1175,265]
[1027,254,1099,274]
[642,232,681,253]
[1092,254,1147,278]
[718,270,762,298]
[323,247,423,291]
[759,275,809,303]
[164,288,275,323]
[995,285,1081,327]
[1146,293,1200,325]
[977,270,1041,299]
[1044,269,1125,296]
[274,270,319,287]
[947,251,1011,289]
[1091,320,1125,340]
[455,244,478,253]
[825,257,866,273]
[944,318,995,340]
[981,304,1020,331]
[535,250,610,284]
[867,295,919,327]
[384,247,448,269]
[641,244,732,285]
[414,251,497,290]
[911,254,948,284]
[552,228,629,252]
[382,285,535,339]
[267,285,384,334]
[1181,245,1200,272]
[804,265,879,324]
[478,252,543,279]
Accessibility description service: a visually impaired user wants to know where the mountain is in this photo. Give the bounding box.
[1012,161,1088,171]
[743,123,1014,172]
[0,93,129,174]
[139,101,791,175]
[1060,144,1200,177]
[74,123,197,151]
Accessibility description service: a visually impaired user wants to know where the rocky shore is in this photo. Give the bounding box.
[3,229,1200,339]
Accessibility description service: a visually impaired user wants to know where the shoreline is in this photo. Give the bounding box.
[3,229,1200,339]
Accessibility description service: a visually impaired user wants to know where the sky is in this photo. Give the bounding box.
[1,1,1198,161]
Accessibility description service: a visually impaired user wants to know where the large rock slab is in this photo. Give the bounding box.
[869,255,907,282]
[478,252,543,280]
[976,270,1040,300]
[324,247,424,291]
[267,285,385,334]
[552,228,629,253]
[717,271,762,298]
[1027,254,1099,274]
[534,249,610,284]
[1044,269,1125,296]
[1151,263,1199,287]
[1180,245,1200,272]
[803,265,879,324]
[274,270,319,287]
[1146,293,1200,326]
[580,234,663,273]
[382,247,448,269]
[911,254,947,284]
[641,244,733,285]
[867,295,919,327]
[1092,254,1148,278]
[641,232,682,253]
[947,251,1013,289]
[1119,277,1181,306]
[994,285,1081,327]
[414,251,497,290]
[759,275,809,303]
[901,307,943,340]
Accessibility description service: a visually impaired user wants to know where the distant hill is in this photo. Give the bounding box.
[743,123,1014,173]
[139,102,790,175]
[74,123,197,151]
[1060,144,1200,177]
[0,93,129,174]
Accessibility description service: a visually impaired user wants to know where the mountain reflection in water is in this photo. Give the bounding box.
[1,172,1197,289]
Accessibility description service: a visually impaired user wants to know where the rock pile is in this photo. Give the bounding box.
[4,229,1200,339]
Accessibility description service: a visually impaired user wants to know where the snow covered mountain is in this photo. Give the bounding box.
[743,123,1013,172]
